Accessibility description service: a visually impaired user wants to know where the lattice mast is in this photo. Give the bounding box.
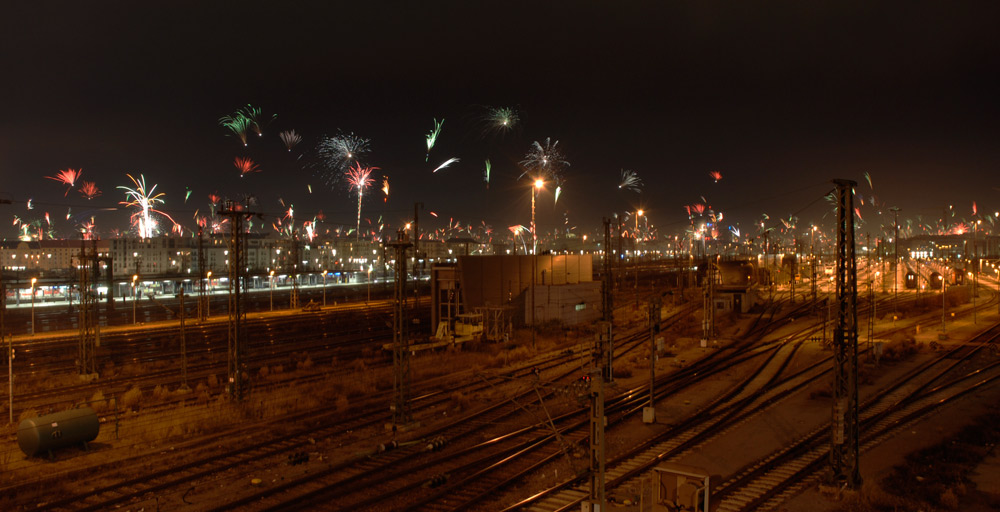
[829,178,862,488]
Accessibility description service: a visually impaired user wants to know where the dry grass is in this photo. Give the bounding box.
[836,411,1000,512]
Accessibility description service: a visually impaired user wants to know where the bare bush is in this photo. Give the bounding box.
[90,390,107,412]
[121,386,143,410]
[450,392,471,412]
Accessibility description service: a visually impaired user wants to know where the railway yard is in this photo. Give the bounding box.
[3,277,1000,511]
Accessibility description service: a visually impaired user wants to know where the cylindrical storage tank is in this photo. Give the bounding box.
[17,408,99,457]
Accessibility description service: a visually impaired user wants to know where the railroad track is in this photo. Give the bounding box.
[7,301,697,511]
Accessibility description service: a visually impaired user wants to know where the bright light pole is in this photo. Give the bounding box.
[30,277,37,336]
[269,270,275,311]
[131,275,138,324]
[322,270,327,306]
[531,178,544,254]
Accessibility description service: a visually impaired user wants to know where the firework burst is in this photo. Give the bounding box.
[279,129,301,151]
[618,169,642,192]
[520,137,569,181]
[234,157,261,177]
[345,163,378,240]
[219,112,250,146]
[240,104,276,137]
[78,181,101,200]
[483,159,491,188]
[425,118,444,162]
[118,174,177,239]
[316,131,371,187]
[483,106,519,136]
[432,157,460,173]
[709,170,722,182]
[381,177,389,203]
[46,168,83,196]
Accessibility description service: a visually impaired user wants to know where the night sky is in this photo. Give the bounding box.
[2,2,999,242]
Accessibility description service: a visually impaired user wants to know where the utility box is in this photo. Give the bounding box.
[652,462,710,511]
[643,406,656,424]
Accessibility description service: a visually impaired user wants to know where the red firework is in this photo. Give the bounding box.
[709,171,722,182]
[46,168,83,196]
[78,181,101,200]
[234,157,261,177]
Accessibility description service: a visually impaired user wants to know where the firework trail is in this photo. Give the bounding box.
[483,106,519,136]
[184,187,192,203]
[618,169,642,192]
[316,131,371,187]
[240,104,276,137]
[234,157,261,177]
[973,201,978,216]
[381,177,389,202]
[219,112,250,146]
[118,174,177,239]
[279,129,301,151]
[483,159,491,188]
[425,118,444,162]
[308,184,313,194]
[432,157,460,173]
[46,168,83,196]
[709,170,722,183]
[520,137,569,181]
[27,199,33,210]
[78,181,101,200]
[346,163,378,241]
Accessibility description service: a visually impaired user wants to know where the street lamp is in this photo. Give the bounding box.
[30,277,37,336]
[322,270,327,306]
[131,274,138,324]
[531,178,544,254]
[269,270,275,311]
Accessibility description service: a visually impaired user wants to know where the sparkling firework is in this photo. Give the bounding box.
[46,168,83,196]
[316,131,371,186]
[185,187,192,203]
[432,157,460,173]
[381,177,389,202]
[118,174,176,239]
[345,163,378,240]
[279,129,301,151]
[618,169,642,192]
[219,112,250,146]
[425,118,444,162]
[483,159,491,188]
[240,104,276,137]
[709,171,722,182]
[234,157,261,177]
[78,181,101,200]
[520,137,569,181]
[484,106,519,135]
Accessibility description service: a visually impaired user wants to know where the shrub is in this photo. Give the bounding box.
[451,392,471,412]
[90,390,107,412]
[335,394,349,411]
[121,386,143,410]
